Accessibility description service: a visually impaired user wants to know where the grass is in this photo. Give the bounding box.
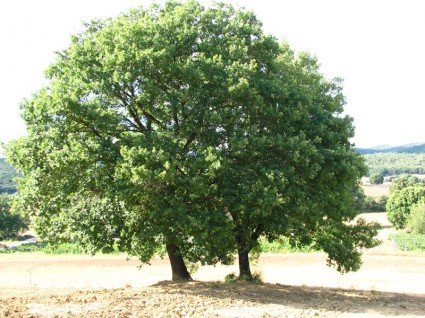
[389,232,425,251]
[362,185,390,198]
[1,236,316,256]
[0,242,87,254]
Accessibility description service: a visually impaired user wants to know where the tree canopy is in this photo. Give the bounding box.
[363,153,425,176]
[387,185,425,229]
[7,0,378,280]
[390,174,425,193]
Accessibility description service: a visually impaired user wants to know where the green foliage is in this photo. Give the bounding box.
[390,174,425,193]
[389,232,425,251]
[363,196,387,212]
[224,272,263,283]
[369,173,384,185]
[0,194,27,240]
[406,202,425,234]
[352,186,366,212]
[224,273,238,283]
[349,187,386,213]
[257,236,316,253]
[0,241,86,254]
[387,186,425,229]
[0,158,18,194]
[363,153,425,176]
[6,0,378,277]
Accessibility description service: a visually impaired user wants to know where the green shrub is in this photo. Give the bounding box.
[0,241,87,254]
[224,273,238,283]
[363,196,387,212]
[389,233,425,251]
[369,173,384,185]
[406,202,425,234]
[0,194,27,240]
[387,186,425,229]
[257,236,316,253]
[224,271,262,283]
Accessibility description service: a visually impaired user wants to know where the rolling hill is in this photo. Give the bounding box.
[0,158,18,194]
[358,143,425,176]
[357,143,425,155]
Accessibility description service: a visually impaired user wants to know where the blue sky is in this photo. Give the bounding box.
[1,0,424,148]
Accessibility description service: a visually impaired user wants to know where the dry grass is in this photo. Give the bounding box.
[362,184,390,198]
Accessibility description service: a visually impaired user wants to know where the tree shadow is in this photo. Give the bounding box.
[153,280,425,316]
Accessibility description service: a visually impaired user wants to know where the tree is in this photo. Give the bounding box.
[406,202,425,234]
[387,186,425,229]
[369,173,384,185]
[7,0,379,281]
[390,174,424,193]
[0,194,27,240]
[209,48,379,278]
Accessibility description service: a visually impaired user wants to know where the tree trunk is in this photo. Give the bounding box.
[238,249,252,280]
[166,243,192,281]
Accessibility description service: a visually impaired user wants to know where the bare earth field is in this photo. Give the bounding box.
[1,252,425,318]
[362,184,390,199]
[1,213,424,318]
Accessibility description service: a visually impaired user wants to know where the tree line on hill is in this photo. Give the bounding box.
[0,159,27,241]
[0,158,18,194]
[363,153,425,176]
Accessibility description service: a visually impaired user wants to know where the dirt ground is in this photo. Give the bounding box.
[362,184,390,198]
[1,213,424,318]
[1,253,425,318]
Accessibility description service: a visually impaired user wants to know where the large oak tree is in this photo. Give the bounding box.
[8,0,378,281]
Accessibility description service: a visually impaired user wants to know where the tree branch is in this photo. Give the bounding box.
[183,132,196,152]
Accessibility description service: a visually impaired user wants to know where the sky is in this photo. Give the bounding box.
[0,0,424,148]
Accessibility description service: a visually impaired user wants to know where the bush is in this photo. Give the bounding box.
[0,194,27,240]
[0,241,87,254]
[363,196,387,212]
[224,271,263,283]
[257,236,316,253]
[369,173,384,185]
[406,202,425,234]
[389,233,425,251]
[387,186,425,229]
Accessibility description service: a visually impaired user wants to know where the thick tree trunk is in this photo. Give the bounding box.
[166,243,192,281]
[238,249,252,280]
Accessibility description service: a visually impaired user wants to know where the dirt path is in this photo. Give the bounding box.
[1,253,424,317]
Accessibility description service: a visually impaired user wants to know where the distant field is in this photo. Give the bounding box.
[357,212,392,228]
[361,184,390,198]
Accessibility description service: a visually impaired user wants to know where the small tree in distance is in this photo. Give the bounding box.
[387,186,425,229]
[369,173,384,185]
[7,0,379,281]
